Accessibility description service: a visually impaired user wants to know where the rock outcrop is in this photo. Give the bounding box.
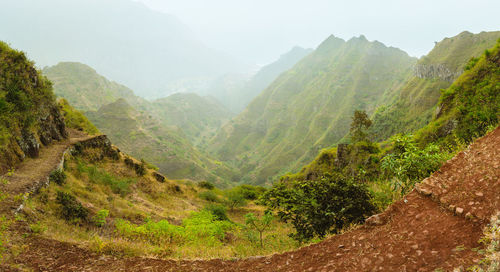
[413,64,462,82]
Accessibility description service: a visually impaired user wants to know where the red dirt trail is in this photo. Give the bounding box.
[6,127,500,271]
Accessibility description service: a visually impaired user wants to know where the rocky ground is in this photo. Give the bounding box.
[2,127,499,271]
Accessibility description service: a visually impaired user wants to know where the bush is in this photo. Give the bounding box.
[198,190,219,202]
[224,189,247,211]
[93,209,109,227]
[203,204,229,221]
[198,181,215,190]
[49,169,67,185]
[234,185,266,200]
[261,173,376,242]
[115,211,233,247]
[381,134,449,195]
[55,191,88,223]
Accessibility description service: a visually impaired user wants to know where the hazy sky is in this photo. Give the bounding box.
[136,0,500,65]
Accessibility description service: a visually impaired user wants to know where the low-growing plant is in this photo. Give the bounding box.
[29,222,47,234]
[203,204,229,221]
[93,209,110,227]
[55,191,88,223]
[49,169,67,185]
[77,162,135,196]
[224,189,247,211]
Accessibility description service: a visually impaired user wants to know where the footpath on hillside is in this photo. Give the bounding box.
[5,127,500,271]
[0,130,95,213]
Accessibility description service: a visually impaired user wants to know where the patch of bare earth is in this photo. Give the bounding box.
[9,127,500,271]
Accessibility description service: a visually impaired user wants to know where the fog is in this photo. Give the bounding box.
[137,0,500,65]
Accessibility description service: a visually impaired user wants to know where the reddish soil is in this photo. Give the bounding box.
[6,127,500,271]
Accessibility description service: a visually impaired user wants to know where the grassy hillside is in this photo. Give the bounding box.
[85,99,238,187]
[150,93,233,147]
[208,47,313,113]
[209,35,416,185]
[45,62,232,146]
[0,41,67,173]
[282,38,500,191]
[370,31,500,141]
[43,62,146,112]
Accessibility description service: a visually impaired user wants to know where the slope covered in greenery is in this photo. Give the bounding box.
[370,31,500,141]
[208,47,313,113]
[209,35,416,185]
[85,99,238,187]
[150,93,233,147]
[43,62,145,112]
[45,62,233,146]
[0,41,67,173]
[282,38,500,191]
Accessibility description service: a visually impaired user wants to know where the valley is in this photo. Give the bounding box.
[0,1,499,270]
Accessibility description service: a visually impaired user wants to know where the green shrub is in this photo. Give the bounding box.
[198,181,215,190]
[203,204,229,221]
[224,189,247,211]
[55,191,88,223]
[234,184,266,200]
[261,173,376,242]
[93,209,109,227]
[198,190,219,202]
[49,169,67,185]
[115,211,233,247]
[381,134,449,195]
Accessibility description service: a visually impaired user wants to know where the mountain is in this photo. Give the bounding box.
[370,31,500,141]
[44,62,233,145]
[0,0,247,97]
[43,62,146,112]
[209,35,416,185]
[207,47,313,113]
[150,93,233,147]
[85,99,237,186]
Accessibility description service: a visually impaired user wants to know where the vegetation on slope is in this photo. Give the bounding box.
[14,143,297,260]
[262,40,499,242]
[150,93,233,147]
[0,41,66,173]
[207,46,313,113]
[210,35,416,185]
[370,31,500,141]
[58,98,99,135]
[85,98,238,187]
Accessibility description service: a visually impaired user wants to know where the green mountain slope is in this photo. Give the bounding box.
[370,31,500,141]
[283,38,500,184]
[44,62,233,145]
[208,47,313,113]
[150,93,233,147]
[209,35,416,185]
[43,62,145,112]
[86,99,237,187]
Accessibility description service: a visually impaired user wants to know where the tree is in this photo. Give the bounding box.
[260,173,376,242]
[245,212,274,248]
[350,110,372,143]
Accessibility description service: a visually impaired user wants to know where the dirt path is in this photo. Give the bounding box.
[0,130,94,211]
[10,127,500,271]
